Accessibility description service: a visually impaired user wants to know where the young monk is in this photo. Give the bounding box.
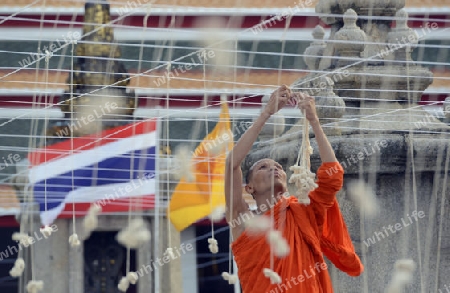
[225,85,364,292]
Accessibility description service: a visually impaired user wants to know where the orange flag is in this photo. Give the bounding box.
[168,101,234,231]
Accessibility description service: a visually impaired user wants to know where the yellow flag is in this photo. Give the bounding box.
[168,101,234,231]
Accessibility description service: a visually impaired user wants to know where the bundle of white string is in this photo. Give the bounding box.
[385,259,416,293]
[118,277,130,292]
[116,218,151,249]
[39,225,54,237]
[263,268,282,284]
[165,247,176,259]
[221,272,238,284]
[208,237,219,254]
[9,258,25,277]
[288,165,318,204]
[245,215,272,235]
[266,230,290,257]
[83,204,102,237]
[208,205,226,222]
[288,116,317,205]
[174,145,195,182]
[12,233,34,247]
[26,280,44,293]
[118,272,139,292]
[127,272,139,285]
[69,233,80,247]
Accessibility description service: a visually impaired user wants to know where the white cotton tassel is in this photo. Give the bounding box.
[347,180,379,219]
[385,259,416,293]
[83,215,98,232]
[174,145,195,182]
[266,230,290,257]
[127,272,139,285]
[208,205,226,222]
[118,277,130,292]
[9,258,25,277]
[208,237,219,254]
[83,204,102,236]
[195,17,236,72]
[40,225,54,237]
[288,165,318,205]
[208,130,233,156]
[221,272,238,284]
[245,215,272,235]
[12,233,34,247]
[165,248,176,259]
[69,233,80,247]
[26,280,44,293]
[116,218,151,249]
[263,268,282,284]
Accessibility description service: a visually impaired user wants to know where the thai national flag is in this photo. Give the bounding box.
[28,119,158,226]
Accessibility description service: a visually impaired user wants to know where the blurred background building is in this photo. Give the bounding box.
[0,0,449,292]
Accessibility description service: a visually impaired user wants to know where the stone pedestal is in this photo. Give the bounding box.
[31,218,72,293]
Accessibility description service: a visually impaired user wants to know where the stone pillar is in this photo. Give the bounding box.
[31,218,71,293]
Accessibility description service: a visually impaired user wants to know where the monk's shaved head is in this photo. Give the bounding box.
[245,158,283,184]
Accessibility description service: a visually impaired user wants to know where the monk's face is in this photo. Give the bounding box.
[245,159,287,197]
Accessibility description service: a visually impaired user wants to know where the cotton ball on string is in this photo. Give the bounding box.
[118,277,130,292]
[221,272,238,284]
[83,204,102,237]
[69,233,80,247]
[208,129,233,157]
[116,218,151,249]
[263,268,282,284]
[127,272,139,285]
[208,237,219,254]
[266,230,290,257]
[118,271,140,292]
[208,205,226,222]
[26,280,43,293]
[9,258,25,277]
[385,259,416,293]
[288,165,318,205]
[194,17,237,72]
[174,145,195,182]
[244,215,272,236]
[165,248,176,259]
[40,225,54,237]
[12,232,34,247]
[71,89,128,137]
[347,179,379,219]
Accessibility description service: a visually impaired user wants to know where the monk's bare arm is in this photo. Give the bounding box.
[225,112,273,240]
[296,93,337,163]
[225,85,292,239]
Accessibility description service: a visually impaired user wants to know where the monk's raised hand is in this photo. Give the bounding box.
[295,92,319,124]
[263,84,292,116]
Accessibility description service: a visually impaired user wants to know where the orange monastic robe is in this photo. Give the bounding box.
[231,162,363,293]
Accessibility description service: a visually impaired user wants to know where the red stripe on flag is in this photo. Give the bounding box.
[28,119,157,166]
